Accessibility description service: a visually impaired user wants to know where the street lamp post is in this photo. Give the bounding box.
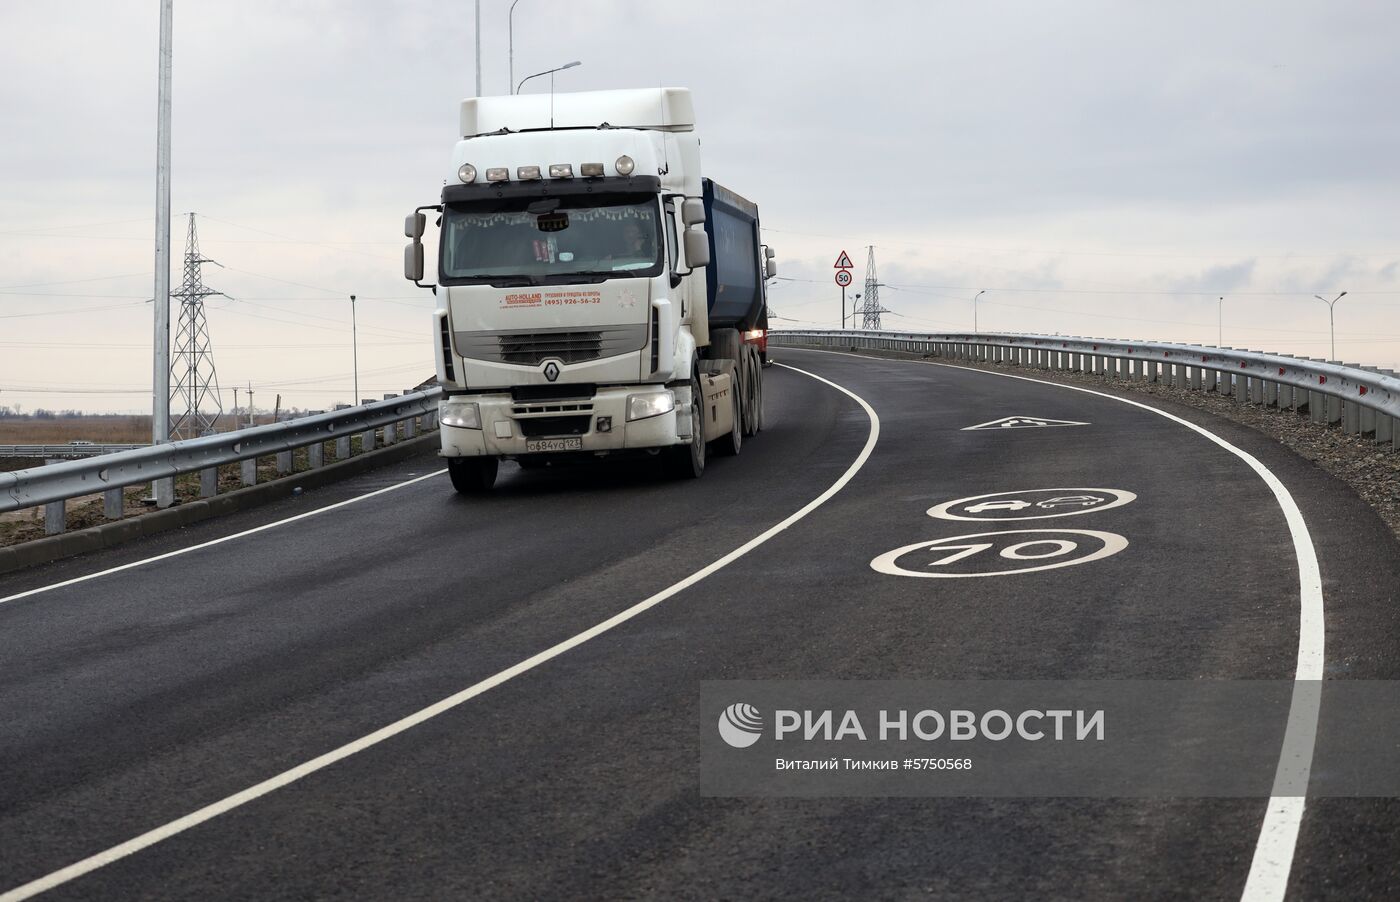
[1218,296,1223,347]
[1313,291,1347,360]
[973,289,985,334]
[350,294,359,405]
[509,0,523,93]
[516,60,581,95]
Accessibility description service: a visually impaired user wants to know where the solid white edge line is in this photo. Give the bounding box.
[0,470,449,607]
[0,362,880,902]
[793,347,1324,902]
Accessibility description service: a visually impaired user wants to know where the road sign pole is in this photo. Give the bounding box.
[842,285,846,331]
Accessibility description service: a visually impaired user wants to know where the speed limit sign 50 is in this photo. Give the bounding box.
[835,270,853,287]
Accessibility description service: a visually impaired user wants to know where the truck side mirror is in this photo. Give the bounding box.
[405,212,426,239]
[683,229,710,269]
[681,198,706,227]
[765,258,778,277]
[405,241,424,281]
[765,246,775,260]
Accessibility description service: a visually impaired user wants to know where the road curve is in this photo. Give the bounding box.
[0,347,1397,900]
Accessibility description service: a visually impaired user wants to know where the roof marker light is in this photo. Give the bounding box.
[517,165,542,180]
[580,162,605,177]
[549,163,574,178]
[486,167,509,182]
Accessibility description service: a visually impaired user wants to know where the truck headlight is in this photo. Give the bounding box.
[615,155,635,176]
[440,400,481,429]
[626,390,675,422]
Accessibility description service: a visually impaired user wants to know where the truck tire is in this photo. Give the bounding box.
[714,379,742,456]
[742,346,759,437]
[448,456,498,493]
[753,358,764,433]
[664,373,705,479]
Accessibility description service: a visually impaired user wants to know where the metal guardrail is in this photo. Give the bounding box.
[771,330,1400,447]
[0,444,148,459]
[1,389,443,533]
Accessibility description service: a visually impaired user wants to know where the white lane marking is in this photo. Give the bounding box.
[0,363,879,902]
[791,347,1324,902]
[0,470,449,608]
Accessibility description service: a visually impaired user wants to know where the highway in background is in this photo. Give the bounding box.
[0,347,1397,900]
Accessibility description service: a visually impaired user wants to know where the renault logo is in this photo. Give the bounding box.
[543,361,560,382]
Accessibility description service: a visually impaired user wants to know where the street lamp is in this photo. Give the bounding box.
[1313,291,1347,361]
[516,60,581,95]
[508,0,524,93]
[350,294,359,405]
[973,289,985,334]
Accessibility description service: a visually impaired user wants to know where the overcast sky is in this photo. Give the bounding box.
[3,0,1398,415]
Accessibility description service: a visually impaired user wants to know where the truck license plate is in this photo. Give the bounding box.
[525,437,582,452]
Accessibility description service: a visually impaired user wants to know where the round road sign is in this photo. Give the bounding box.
[835,270,853,287]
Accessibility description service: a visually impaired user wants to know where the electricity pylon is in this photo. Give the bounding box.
[858,245,892,329]
[168,212,228,439]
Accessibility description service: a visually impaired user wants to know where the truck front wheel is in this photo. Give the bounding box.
[448,457,498,494]
[664,374,705,479]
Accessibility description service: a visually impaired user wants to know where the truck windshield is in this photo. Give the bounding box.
[440,194,663,285]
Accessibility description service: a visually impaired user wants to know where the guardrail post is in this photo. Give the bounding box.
[154,477,174,509]
[309,441,324,469]
[43,459,65,536]
[104,486,124,520]
[241,458,257,486]
[275,450,293,474]
[1234,372,1247,403]
[404,415,417,439]
[360,428,376,454]
[1358,370,1378,434]
[1378,414,1395,447]
[1326,394,1342,425]
[199,467,218,498]
[335,435,351,460]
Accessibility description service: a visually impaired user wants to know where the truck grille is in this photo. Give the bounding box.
[500,331,602,365]
[454,324,647,366]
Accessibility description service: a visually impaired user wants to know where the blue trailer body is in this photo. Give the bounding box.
[702,178,767,331]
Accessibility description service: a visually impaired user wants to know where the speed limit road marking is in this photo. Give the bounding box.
[870,529,1129,578]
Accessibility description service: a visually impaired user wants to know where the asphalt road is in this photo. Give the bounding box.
[0,347,1397,900]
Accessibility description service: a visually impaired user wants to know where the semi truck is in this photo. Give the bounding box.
[404,88,775,493]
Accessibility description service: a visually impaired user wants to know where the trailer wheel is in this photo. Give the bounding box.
[753,360,764,433]
[448,457,498,493]
[664,373,705,479]
[742,346,759,437]
[715,380,742,456]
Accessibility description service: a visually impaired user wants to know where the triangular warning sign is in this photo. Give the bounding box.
[962,415,1090,431]
[834,250,854,269]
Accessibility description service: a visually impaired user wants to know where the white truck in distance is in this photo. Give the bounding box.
[404,88,774,493]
